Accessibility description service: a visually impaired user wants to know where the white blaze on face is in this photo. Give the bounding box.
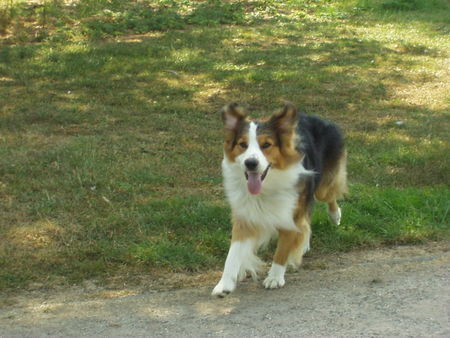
[236,122,270,195]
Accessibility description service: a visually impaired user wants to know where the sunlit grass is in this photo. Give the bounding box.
[0,0,449,291]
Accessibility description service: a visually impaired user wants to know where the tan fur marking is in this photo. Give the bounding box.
[231,217,261,242]
[328,200,339,212]
[256,135,275,146]
[273,229,302,265]
[273,190,311,266]
[278,131,302,168]
[315,149,348,204]
[224,134,248,162]
[256,133,301,170]
[222,103,249,163]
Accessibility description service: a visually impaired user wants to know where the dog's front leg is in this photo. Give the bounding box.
[212,239,252,297]
[263,226,310,289]
[212,219,263,297]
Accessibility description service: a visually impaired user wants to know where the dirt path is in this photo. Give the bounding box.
[1,243,449,336]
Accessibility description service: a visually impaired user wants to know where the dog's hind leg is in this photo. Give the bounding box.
[327,200,342,225]
[315,150,347,225]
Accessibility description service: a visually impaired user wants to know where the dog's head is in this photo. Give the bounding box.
[222,102,302,195]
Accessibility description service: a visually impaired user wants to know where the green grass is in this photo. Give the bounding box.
[0,0,449,291]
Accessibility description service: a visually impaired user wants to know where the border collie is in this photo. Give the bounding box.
[212,102,347,297]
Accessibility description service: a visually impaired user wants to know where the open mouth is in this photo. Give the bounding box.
[245,164,271,195]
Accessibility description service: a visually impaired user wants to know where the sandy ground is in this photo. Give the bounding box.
[1,242,449,336]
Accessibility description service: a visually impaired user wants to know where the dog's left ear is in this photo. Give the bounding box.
[269,102,297,133]
[221,102,246,131]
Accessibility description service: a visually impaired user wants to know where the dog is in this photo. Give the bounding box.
[212,102,347,297]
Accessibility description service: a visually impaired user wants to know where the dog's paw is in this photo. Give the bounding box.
[328,207,341,225]
[211,278,236,297]
[263,263,286,289]
[302,239,311,254]
[263,275,285,289]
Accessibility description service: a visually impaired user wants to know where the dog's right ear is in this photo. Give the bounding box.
[269,102,297,134]
[221,103,246,131]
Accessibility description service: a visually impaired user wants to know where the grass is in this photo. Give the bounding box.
[0,0,449,291]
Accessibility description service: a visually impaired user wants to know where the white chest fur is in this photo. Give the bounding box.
[222,158,311,232]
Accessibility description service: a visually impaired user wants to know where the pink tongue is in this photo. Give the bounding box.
[247,172,262,195]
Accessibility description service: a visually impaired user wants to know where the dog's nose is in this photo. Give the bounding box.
[244,158,258,171]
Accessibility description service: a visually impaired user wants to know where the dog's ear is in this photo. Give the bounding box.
[221,103,246,131]
[269,102,297,133]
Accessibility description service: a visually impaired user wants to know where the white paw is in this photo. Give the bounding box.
[302,238,311,254]
[263,275,285,289]
[211,278,236,297]
[263,263,286,289]
[328,207,341,225]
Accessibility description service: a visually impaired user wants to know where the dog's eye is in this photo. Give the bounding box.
[239,142,248,149]
[261,142,272,149]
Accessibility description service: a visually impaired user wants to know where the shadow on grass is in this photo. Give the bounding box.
[2,15,445,125]
[348,105,450,187]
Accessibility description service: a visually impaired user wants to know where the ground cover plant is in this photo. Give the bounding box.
[0,0,449,291]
